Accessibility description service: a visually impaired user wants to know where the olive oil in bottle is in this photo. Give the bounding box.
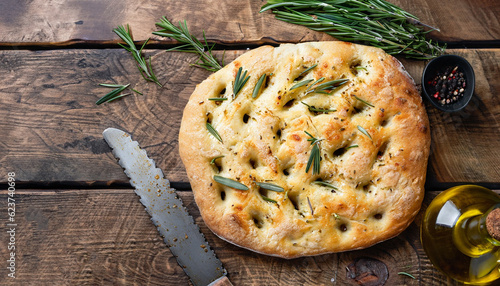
[421,185,500,285]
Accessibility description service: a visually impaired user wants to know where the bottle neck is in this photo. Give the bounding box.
[454,206,500,257]
[468,210,500,247]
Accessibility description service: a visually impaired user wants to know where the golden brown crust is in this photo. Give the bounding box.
[179,41,430,258]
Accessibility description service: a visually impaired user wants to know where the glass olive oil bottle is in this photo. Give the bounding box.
[421,185,500,285]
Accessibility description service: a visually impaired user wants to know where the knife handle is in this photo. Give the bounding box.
[208,276,233,286]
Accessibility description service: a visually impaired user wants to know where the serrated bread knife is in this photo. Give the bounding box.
[103,128,232,286]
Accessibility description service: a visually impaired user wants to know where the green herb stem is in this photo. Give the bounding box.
[130,88,143,95]
[397,272,416,279]
[256,182,285,192]
[206,122,223,143]
[313,180,338,190]
[312,78,349,94]
[290,79,314,90]
[113,25,162,86]
[353,95,374,107]
[298,63,318,78]
[261,195,278,203]
[154,17,224,72]
[99,83,127,88]
[301,102,336,113]
[260,0,446,59]
[305,77,325,94]
[357,125,372,141]
[213,175,249,190]
[96,84,131,105]
[233,67,250,98]
[252,74,267,98]
[305,131,322,175]
[210,155,224,164]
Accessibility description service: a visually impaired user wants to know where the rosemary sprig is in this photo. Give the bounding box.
[357,125,372,141]
[260,0,446,59]
[252,74,267,98]
[346,144,359,150]
[233,67,250,98]
[353,95,374,107]
[305,77,325,94]
[96,83,142,105]
[97,92,130,105]
[154,17,224,72]
[113,25,162,86]
[208,97,228,101]
[256,182,285,192]
[213,175,249,191]
[333,213,341,220]
[310,78,349,94]
[305,131,322,175]
[301,101,336,113]
[206,123,223,143]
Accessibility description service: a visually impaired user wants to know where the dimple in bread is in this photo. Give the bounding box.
[179,41,430,258]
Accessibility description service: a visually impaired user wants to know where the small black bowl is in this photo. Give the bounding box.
[421,55,475,112]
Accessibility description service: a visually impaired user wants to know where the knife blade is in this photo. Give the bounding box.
[102,128,231,286]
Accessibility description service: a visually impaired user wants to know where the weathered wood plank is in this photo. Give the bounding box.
[0,48,499,184]
[0,49,236,183]
[0,0,498,45]
[422,49,500,183]
[0,189,474,285]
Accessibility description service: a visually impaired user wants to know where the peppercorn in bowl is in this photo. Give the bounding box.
[422,54,475,112]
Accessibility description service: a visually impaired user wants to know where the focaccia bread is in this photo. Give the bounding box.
[179,41,430,258]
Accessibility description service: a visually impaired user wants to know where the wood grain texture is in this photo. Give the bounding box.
[0,49,499,185]
[0,49,240,183]
[211,276,233,286]
[0,1,497,285]
[424,49,500,183]
[0,0,498,45]
[0,189,471,285]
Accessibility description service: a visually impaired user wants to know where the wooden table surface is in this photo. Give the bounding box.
[0,0,499,285]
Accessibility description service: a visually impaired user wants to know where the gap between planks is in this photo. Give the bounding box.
[1,39,500,51]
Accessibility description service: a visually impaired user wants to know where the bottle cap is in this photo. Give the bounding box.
[486,208,500,241]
